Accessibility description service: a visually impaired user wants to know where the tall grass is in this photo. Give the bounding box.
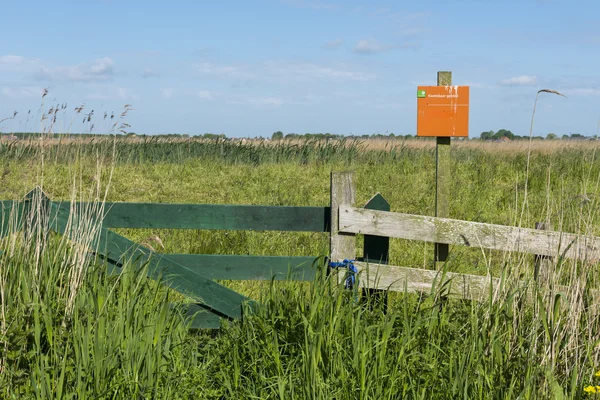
[1,100,600,397]
[0,189,195,398]
[0,183,599,398]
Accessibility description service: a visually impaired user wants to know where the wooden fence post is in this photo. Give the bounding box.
[435,71,452,269]
[362,193,390,311]
[330,172,356,285]
[534,222,553,285]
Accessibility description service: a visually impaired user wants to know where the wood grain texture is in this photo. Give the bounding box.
[354,261,600,304]
[435,70,452,265]
[330,171,356,262]
[51,201,330,232]
[435,136,451,264]
[339,206,600,261]
[535,222,553,284]
[437,71,452,86]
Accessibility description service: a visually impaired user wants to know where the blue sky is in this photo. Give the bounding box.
[1,0,599,138]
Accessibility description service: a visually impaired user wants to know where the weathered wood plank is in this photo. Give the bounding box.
[50,202,330,232]
[339,206,600,261]
[354,261,600,304]
[49,202,250,319]
[356,261,496,299]
[535,222,553,284]
[437,71,452,86]
[161,254,320,281]
[435,70,452,266]
[435,136,451,265]
[330,172,356,262]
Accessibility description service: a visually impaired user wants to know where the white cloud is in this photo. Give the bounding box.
[0,55,27,66]
[117,87,130,99]
[86,93,111,101]
[354,39,384,54]
[0,55,115,82]
[198,90,214,100]
[353,39,412,54]
[281,0,338,10]
[463,82,496,89]
[161,88,175,99]
[84,86,136,101]
[323,38,344,49]
[194,60,371,83]
[229,95,283,108]
[1,86,44,98]
[0,55,43,74]
[499,75,538,87]
[142,68,160,78]
[254,97,283,107]
[276,62,370,81]
[37,57,115,82]
[194,62,252,79]
[561,88,600,96]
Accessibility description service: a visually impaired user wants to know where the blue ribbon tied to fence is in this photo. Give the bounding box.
[328,259,358,290]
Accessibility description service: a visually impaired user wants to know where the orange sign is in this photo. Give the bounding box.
[417,86,469,137]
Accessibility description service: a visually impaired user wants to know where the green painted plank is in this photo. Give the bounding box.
[363,194,390,264]
[49,202,250,320]
[162,254,321,281]
[23,187,51,242]
[0,201,25,238]
[362,193,390,311]
[0,201,14,209]
[50,202,330,232]
[185,304,222,329]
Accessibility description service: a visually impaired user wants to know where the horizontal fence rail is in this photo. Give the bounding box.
[352,261,600,303]
[51,202,330,232]
[48,201,251,320]
[3,174,600,330]
[160,254,320,281]
[339,206,600,261]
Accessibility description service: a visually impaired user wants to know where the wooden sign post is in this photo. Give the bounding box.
[416,71,470,268]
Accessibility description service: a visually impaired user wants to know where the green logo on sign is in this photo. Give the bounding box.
[417,89,426,98]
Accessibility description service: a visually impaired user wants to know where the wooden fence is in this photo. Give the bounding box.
[1,172,599,329]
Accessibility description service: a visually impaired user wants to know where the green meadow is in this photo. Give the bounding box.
[1,138,600,398]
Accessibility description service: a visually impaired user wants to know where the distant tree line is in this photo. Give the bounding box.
[2,130,597,141]
[1,132,227,140]
[271,131,418,141]
[479,129,597,141]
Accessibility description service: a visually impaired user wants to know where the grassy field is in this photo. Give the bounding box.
[1,137,600,398]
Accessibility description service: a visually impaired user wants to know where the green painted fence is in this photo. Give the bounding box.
[52,201,331,231]
[0,188,329,329]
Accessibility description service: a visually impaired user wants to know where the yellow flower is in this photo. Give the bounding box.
[584,385,600,393]
[596,371,600,377]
